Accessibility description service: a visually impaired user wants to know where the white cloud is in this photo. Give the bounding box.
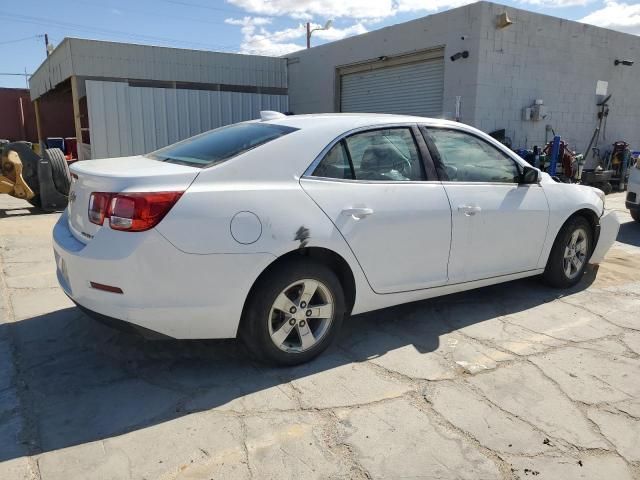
[224,0,479,55]
[396,0,475,12]
[517,0,595,7]
[313,22,368,41]
[226,0,474,20]
[226,16,368,55]
[579,1,640,34]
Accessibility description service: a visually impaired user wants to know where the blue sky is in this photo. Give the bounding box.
[1,0,638,88]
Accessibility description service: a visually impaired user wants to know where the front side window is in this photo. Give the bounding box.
[427,129,520,183]
[147,122,297,167]
[313,128,424,181]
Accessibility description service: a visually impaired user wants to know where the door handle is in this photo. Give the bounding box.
[458,205,481,216]
[342,207,374,219]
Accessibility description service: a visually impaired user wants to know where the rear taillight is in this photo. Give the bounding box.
[88,191,183,232]
[88,192,112,226]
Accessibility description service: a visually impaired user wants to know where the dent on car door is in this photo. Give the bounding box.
[423,127,549,283]
[300,126,452,294]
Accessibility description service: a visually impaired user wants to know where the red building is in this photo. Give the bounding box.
[0,87,74,143]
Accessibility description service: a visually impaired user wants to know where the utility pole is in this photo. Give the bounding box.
[306,23,311,49]
[44,33,49,56]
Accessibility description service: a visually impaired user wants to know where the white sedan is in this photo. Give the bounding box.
[53,112,619,365]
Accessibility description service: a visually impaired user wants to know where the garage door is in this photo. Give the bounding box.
[340,55,444,117]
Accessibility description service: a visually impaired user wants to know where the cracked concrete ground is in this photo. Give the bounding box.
[1,192,639,480]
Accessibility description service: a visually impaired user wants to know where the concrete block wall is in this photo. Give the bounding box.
[287,1,640,153]
[475,2,640,152]
[286,2,487,124]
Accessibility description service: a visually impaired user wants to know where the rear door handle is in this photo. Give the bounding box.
[342,207,374,219]
[458,205,481,216]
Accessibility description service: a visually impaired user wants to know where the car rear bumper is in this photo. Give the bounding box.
[72,300,173,339]
[53,211,276,339]
[589,210,620,264]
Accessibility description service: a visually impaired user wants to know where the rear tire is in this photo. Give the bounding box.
[45,148,71,196]
[631,210,640,223]
[543,216,593,288]
[241,259,346,366]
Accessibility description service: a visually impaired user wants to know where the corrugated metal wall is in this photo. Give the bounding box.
[86,80,288,159]
[31,38,288,100]
[340,59,444,117]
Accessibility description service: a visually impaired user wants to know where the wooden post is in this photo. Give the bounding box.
[34,98,43,152]
[70,76,84,160]
[18,97,26,140]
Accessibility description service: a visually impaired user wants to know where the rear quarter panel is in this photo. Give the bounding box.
[156,174,376,312]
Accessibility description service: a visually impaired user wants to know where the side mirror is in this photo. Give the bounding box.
[520,165,541,184]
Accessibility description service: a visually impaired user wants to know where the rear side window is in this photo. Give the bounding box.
[312,141,353,179]
[147,123,297,167]
[312,128,425,181]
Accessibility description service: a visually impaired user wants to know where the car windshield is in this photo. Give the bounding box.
[146,122,297,167]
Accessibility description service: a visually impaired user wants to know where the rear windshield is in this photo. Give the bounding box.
[146,122,298,167]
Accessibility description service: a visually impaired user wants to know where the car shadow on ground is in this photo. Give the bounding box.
[617,220,640,247]
[0,269,597,462]
[0,206,60,219]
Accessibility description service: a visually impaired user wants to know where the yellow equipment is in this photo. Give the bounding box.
[1,142,70,211]
[0,149,36,200]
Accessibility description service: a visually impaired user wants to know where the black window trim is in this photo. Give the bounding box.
[342,139,356,180]
[420,125,524,185]
[304,123,439,183]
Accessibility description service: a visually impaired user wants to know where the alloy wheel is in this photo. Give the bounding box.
[268,279,334,353]
[563,227,588,280]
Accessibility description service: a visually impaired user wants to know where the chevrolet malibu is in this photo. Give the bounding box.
[53,113,620,365]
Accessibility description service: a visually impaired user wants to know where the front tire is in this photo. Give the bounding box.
[241,259,346,366]
[631,210,640,223]
[543,216,593,288]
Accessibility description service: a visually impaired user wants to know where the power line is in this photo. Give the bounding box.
[68,0,236,28]
[0,72,32,76]
[160,0,242,14]
[0,13,240,52]
[0,34,44,46]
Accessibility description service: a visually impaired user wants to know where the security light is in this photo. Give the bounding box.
[450,50,469,62]
[614,59,634,66]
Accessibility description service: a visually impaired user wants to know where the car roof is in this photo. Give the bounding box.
[262,113,462,130]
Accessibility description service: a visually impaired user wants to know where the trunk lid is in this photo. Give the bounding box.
[68,155,200,243]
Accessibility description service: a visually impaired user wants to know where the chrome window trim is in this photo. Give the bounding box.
[300,176,444,185]
[300,176,532,187]
[303,122,537,184]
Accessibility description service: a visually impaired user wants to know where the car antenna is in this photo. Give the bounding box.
[260,111,286,121]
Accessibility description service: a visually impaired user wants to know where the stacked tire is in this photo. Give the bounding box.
[2,142,71,209]
[44,148,71,196]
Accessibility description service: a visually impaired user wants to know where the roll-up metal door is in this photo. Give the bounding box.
[339,51,444,117]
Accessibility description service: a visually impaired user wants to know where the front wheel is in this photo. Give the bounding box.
[543,216,593,288]
[241,260,346,365]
